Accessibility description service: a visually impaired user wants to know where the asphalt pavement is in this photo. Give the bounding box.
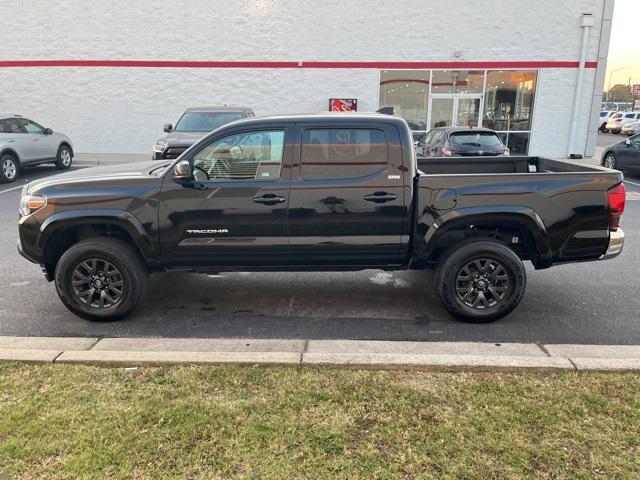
[1,143,639,344]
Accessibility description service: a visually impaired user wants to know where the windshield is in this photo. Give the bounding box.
[449,131,503,148]
[174,112,244,132]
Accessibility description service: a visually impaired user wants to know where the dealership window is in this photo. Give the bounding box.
[301,128,388,180]
[431,70,484,94]
[379,70,429,132]
[483,71,537,155]
[379,69,538,154]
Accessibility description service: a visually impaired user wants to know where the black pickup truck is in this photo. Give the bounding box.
[18,114,625,323]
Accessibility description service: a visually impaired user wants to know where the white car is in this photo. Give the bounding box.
[605,111,640,134]
[599,110,617,131]
[622,120,640,136]
[0,114,74,182]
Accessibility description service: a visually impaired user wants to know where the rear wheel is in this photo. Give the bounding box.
[603,153,617,170]
[0,154,19,183]
[54,237,148,321]
[436,240,526,323]
[55,145,72,170]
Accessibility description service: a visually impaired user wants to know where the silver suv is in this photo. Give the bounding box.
[0,114,74,182]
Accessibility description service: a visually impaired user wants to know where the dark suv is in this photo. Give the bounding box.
[153,106,254,160]
[417,127,509,158]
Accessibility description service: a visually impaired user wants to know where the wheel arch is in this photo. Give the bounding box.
[420,206,552,269]
[39,210,158,279]
[1,147,20,161]
[58,142,73,157]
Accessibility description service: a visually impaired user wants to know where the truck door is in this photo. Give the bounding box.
[158,126,292,266]
[288,124,407,266]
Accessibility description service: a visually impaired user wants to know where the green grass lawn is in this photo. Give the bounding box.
[0,363,638,479]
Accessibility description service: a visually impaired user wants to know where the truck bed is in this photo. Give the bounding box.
[417,156,611,175]
[414,156,623,269]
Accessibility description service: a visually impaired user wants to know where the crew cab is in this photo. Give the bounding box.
[18,114,625,323]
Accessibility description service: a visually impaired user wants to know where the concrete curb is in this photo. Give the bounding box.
[1,336,640,371]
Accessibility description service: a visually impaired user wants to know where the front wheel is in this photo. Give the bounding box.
[54,237,148,321]
[55,145,73,170]
[603,153,617,170]
[436,240,526,323]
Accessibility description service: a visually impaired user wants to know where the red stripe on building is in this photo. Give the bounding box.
[0,60,598,69]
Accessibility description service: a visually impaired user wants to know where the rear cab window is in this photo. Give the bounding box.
[300,128,388,179]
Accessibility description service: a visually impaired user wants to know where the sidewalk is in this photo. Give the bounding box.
[2,336,640,371]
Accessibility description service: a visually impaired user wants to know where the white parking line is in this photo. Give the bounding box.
[624,179,640,189]
[0,184,25,195]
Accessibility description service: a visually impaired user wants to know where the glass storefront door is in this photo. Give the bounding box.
[429,95,482,129]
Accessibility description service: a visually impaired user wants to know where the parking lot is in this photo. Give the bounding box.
[1,140,639,345]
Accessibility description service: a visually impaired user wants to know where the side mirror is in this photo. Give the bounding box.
[172,160,193,183]
[163,123,173,133]
[625,139,631,145]
[44,128,53,135]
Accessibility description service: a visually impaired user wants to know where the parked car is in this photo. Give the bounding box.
[599,110,617,132]
[18,114,624,323]
[0,114,73,183]
[621,121,640,136]
[602,132,640,172]
[153,106,255,160]
[417,127,509,158]
[605,111,640,134]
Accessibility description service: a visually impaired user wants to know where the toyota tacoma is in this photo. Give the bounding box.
[18,114,625,322]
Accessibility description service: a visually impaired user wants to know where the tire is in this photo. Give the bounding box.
[436,240,526,323]
[54,237,148,321]
[0,153,19,183]
[603,153,617,170]
[599,123,608,133]
[55,145,73,170]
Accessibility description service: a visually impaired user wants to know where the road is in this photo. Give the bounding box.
[1,148,638,344]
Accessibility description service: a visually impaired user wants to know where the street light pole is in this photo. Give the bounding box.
[607,67,629,104]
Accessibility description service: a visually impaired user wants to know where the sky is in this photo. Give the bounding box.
[606,0,640,88]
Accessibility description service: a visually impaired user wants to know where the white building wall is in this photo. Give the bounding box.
[0,0,607,156]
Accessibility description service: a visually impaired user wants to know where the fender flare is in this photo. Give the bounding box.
[0,147,20,162]
[38,209,158,265]
[423,205,552,266]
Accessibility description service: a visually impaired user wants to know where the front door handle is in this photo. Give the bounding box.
[253,194,286,205]
[364,192,397,203]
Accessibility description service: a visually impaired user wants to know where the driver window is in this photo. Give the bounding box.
[21,120,45,134]
[192,130,285,181]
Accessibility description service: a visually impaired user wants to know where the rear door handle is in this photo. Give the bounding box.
[253,194,286,205]
[364,192,397,203]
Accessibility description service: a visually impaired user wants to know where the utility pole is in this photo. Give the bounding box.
[607,67,629,104]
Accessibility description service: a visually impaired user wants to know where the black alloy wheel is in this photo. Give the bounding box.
[71,258,125,309]
[455,258,510,309]
[436,240,526,323]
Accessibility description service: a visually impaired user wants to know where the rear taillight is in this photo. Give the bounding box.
[442,146,452,156]
[607,183,625,230]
